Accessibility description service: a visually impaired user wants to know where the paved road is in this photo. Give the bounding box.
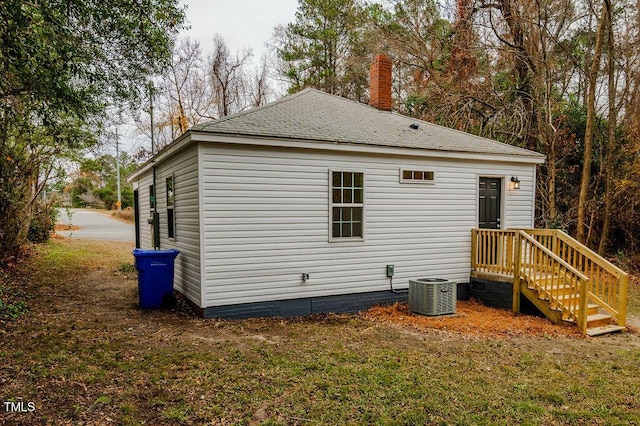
[57,208,135,242]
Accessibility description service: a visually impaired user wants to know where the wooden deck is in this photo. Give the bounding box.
[471,229,628,336]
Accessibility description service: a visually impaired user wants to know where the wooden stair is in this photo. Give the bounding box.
[472,228,629,337]
[518,278,624,336]
[585,324,626,337]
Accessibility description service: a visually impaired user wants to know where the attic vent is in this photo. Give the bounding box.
[409,123,419,130]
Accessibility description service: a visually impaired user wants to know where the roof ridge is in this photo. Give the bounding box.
[193,88,315,129]
[303,88,376,110]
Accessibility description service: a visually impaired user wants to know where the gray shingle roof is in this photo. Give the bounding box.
[191,88,544,159]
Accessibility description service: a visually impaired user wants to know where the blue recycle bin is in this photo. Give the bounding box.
[132,249,180,309]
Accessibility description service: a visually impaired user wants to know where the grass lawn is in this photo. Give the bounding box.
[1,238,640,425]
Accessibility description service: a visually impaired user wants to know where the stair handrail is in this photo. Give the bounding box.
[522,229,628,327]
[554,229,628,279]
[554,230,628,327]
[517,231,590,333]
[517,231,589,282]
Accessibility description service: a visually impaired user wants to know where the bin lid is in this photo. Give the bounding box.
[133,249,180,257]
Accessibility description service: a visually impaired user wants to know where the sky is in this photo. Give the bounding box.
[179,0,299,59]
[117,0,299,154]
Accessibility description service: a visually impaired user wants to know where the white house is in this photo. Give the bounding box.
[128,54,545,318]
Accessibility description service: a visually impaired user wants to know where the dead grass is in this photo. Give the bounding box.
[1,238,640,425]
[53,223,80,231]
[110,207,134,223]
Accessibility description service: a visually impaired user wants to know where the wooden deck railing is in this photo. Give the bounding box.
[471,228,628,331]
[471,229,517,275]
[525,229,628,327]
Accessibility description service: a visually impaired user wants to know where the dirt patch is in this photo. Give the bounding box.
[363,300,587,339]
[54,223,80,231]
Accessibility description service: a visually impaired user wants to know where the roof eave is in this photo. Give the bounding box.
[189,131,546,164]
[126,131,193,182]
[127,129,546,184]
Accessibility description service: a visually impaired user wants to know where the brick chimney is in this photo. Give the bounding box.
[369,54,392,111]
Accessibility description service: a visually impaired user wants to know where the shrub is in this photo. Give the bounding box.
[93,187,117,209]
[27,202,57,243]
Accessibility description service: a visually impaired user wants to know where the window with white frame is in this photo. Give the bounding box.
[400,168,435,183]
[166,175,175,239]
[330,171,364,239]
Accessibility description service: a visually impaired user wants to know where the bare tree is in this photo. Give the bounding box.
[209,34,253,117]
[598,0,624,254]
[134,35,271,155]
[161,38,212,139]
[247,55,274,108]
[530,0,579,224]
[134,38,211,149]
[577,1,607,243]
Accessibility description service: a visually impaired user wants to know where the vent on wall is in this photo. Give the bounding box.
[408,278,457,316]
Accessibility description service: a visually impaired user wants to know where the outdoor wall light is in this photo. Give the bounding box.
[511,176,521,190]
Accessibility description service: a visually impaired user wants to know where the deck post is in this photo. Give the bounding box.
[512,232,522,314]
[471,229,478,270]
[577,278,588,334]
[618,273,628,327]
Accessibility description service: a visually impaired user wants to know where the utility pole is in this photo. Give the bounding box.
[149,82,155,155]
[115,128,122,211]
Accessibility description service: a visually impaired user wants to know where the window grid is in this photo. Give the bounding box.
[331,171,364,239]
[401,169,435,183]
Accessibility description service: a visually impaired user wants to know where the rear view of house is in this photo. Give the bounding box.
[128,54,546,319]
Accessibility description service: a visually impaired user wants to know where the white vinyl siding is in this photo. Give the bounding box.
[138,175,153,249]
[166,175,175,240]
[135,145,201,306]
[200,142,535,308]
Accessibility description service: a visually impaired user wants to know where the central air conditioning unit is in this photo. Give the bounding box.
[408,278,457,316]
